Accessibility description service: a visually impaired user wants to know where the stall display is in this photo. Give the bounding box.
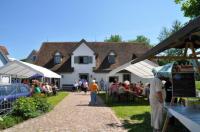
[172,63,196,97]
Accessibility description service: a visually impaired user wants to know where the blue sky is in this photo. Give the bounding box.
[0,0,189,59]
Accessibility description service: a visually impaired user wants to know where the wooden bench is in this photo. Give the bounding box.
[62,84,74,91]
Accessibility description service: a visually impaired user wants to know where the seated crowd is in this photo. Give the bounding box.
[109,80,150,101]
[29,80,58,96]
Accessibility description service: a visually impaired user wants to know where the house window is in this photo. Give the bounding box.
[54,52,62,64]
[109,76,118,83]
[32,55,36,61]
[74,56,92,64]
[123,74,131,82]
[108,52,116,64]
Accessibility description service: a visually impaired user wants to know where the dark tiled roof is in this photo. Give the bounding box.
[35,40,150,73]
[0,45,9,55]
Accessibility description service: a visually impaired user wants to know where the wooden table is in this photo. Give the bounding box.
[165,105,200,132]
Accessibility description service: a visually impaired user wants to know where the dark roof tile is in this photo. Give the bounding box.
[35,41,150,73]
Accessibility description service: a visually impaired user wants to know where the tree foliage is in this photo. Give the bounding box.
[104,35,122,42]
[175,0,200,18]
[157,20,184,65]
[104,34,152,47]
[129,35,150,44]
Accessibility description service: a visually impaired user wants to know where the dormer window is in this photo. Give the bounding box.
[32,55,37,62]
[54,52,62,64]
[74,56,92,64]
[108,52,116,64]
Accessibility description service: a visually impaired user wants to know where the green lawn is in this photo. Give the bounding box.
[47,92,68,106]
[98,93,189,132]
[98,93,152,132]
[196,81,200,91]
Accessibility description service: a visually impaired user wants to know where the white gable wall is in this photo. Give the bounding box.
[59,43,152,87]
[60,43,97,86]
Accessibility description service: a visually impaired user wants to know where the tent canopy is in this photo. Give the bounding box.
[108,59,158,79]
[0,60,61,78]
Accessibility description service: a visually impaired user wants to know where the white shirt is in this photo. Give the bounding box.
[149,77,163,100]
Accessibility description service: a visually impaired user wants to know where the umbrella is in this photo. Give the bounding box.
[29,73,43,79]
[152,63,173,78]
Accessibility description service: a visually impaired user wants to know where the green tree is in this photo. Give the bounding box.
[104,35,122,42]
[129,35,150,44]
[157,20,184,65]
[175,0,200,18]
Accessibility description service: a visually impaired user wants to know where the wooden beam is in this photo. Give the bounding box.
[151,56,200,60]
[189,43,200,73]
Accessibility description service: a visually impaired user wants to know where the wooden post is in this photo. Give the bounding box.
[189,42,200,72]
[162,97,175,132]
[183,43,189,57]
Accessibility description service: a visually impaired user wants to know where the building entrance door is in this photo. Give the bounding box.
[79,73,89,81]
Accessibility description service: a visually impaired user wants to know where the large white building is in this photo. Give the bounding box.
[33,39,151,87]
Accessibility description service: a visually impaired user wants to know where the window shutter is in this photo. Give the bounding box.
[83,56,89,64]
[74,56,79,63]
[89,56,93,63]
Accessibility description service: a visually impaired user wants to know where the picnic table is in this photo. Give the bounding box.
[165,104,200,132]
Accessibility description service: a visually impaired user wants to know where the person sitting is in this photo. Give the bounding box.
[118,83,126,101]
[109,80,119,96]
[130,83,137,92]
[135,85,143,96]
[34,84,41,94]
[124,83,129,91]
[45,82,52,95]
[52,83,58,95]
[41,83,48,94]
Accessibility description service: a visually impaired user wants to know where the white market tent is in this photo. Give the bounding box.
[0,60,61,78]
[108,59,158,82]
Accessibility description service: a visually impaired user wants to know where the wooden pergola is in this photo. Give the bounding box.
[130,16,200,132]
[131,16,200,71]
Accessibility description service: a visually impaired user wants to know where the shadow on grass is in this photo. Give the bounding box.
[122,112,152,132]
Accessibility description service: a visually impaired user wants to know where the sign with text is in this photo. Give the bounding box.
[172,72,196,97]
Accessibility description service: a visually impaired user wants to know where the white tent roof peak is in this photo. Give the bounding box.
[108,59,158,79]
[0,60,61,78]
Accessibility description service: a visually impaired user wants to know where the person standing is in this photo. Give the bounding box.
[149,73,164,132]
[100,78,105,91]
[89,80,99,105]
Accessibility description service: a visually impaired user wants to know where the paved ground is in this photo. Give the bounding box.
[3,92,126,132]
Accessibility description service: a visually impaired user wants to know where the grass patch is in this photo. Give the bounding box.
[99,92,189,132]
[196,81,200,91]
[98,93,152,132]
[47,92,68,107]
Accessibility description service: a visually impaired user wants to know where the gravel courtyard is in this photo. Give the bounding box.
[3,92,125,132]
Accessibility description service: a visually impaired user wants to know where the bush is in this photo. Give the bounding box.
[0,116,23,129]
[33,95,51,112]
[12,95,51,119]
[13,97,39,119]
